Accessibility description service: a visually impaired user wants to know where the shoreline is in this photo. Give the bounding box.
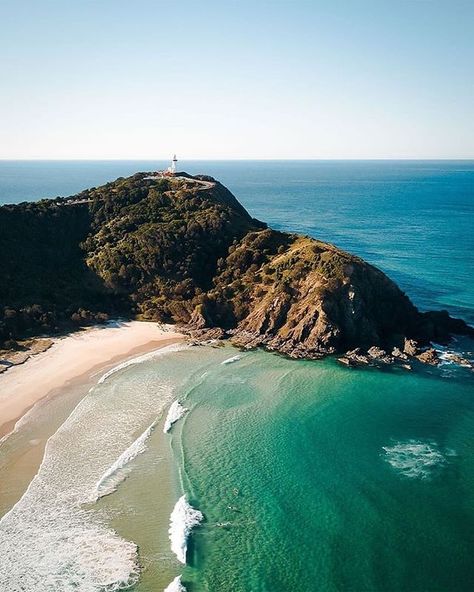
[0,321,185,441]
[0,324,189,591]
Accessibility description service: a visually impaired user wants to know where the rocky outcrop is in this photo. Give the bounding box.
[415,348,440,366]
[337,346,412,370]
[199,232,473,362]
[442,353,474,369]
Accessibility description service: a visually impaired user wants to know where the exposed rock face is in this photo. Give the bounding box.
[403,339,420,356]
[392,347,408,360]
[196,231,474,360]
[416,348,440,366]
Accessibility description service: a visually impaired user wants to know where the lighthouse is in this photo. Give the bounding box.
[168,154,177,174]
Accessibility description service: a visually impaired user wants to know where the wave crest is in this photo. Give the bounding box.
[99,343,186,384]
[92,420,156,501]
[169,495,203,564]
[0,342,183,591]
[221,355,242,365]
[163,401,188,433]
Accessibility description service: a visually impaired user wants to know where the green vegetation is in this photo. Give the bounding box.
[0,173,263,344]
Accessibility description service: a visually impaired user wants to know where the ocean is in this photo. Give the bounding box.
[0,160,473,591]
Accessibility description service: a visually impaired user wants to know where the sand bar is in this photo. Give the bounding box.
[0,321,184,439]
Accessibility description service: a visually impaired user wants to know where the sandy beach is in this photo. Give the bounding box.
[0,321,184,440]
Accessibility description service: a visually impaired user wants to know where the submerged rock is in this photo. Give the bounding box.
[442,353,474,369]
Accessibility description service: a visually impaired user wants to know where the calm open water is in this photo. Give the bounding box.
[0,161,473,591]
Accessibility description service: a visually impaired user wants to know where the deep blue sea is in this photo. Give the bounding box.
[0,160,473,592]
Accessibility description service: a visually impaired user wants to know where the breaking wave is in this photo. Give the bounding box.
[92,419,156,501]
[99,343,186,384]
[169,495,203,564]
[382,439,455,480]
[164,575,187,592]
[163,401,188,433]
[0,430,140,592]
[221,355,242,365]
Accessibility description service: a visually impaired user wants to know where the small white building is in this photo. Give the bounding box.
[167,154,178,174]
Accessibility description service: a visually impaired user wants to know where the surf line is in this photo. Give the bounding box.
[91,418,159,502]
[99,342,188,384]
[169,495,203,564]
[163,400,188,433]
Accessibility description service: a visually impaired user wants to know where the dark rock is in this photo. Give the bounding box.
[418,310,474,343]
[182,325,225,342]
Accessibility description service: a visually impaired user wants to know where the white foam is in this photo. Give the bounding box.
[99,342,186,383]
[382,439,455,480]
[92,420,156,501]
[0,385,97,447]
[163,401,188,433]
[169,495,203,564]
[0,344,183,591]
[438,350,473,368]
[164,575,187,592]
[221,355,241,365]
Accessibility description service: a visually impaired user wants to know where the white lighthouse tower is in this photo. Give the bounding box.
[168,154,177,174]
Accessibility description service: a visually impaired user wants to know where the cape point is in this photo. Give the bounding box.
[0,1,473,591]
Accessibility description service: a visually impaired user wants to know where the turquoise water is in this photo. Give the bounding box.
[3,343,472,591]
[0,161,473,591]
[174,349,474,591]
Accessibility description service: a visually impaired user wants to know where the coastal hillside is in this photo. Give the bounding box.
[0,173,472,359]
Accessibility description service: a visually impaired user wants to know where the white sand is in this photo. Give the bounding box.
[0,321,184,438]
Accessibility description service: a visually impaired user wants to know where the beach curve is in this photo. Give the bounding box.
[0,321,185,442]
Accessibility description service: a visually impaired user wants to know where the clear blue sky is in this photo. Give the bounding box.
[1,0,473,159]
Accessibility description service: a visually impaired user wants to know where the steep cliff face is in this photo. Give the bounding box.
[195,230,473,359]
[228,237,420,355]
[0,172,472,357]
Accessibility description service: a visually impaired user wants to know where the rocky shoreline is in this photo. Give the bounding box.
[182,325,474,372]
[337,341,442,370]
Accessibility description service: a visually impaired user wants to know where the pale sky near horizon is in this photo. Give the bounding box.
[1,0,473,160]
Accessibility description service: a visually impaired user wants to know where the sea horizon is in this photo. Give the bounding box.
[2,157,471,164]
